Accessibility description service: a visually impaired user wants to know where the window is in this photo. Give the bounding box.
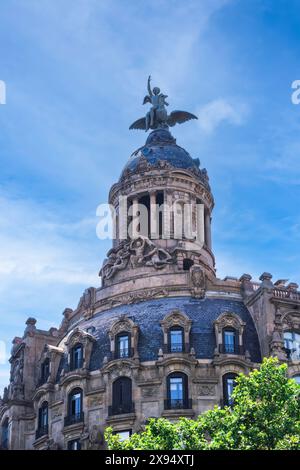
[70,344,83,370]
[166,372,190,409]
[40,358,50,384]
[223,329,237,354]
[284,331,300,360]
[223,373,237,406]
[1,419,9,450]
[183,259,194,271]
[115,430,132,441]
[293,375,300,385]
[68,439,81,450]
[169,327,184,352]
[116,332,130,359]
[36,402,48,439]
[110,377,133,415]
[65,388,84,426]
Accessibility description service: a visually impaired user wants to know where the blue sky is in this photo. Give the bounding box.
[0,0,300,392]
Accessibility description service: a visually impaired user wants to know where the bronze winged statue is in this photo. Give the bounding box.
[129,76,197,131]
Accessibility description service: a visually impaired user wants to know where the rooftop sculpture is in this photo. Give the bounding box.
[129,75,198,131]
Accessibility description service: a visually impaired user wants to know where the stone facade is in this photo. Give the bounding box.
[1,127,300,450]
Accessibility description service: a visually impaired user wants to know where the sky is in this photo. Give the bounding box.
[0,0,300,392]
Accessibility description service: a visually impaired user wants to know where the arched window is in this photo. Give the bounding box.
[284,331,300,360]
[183,258,194,271]
[70,344,83,370]
[65,388,83,426]
[36,402,48,439]
[115,332,131,359]
[40,358,50,384]
[292,375,300,385]
[110,377,133,416]
[223,373,238,406]
[222,328,238,354]
[168,326,184,353]
[1,419,9,450]
[166,372,190,409]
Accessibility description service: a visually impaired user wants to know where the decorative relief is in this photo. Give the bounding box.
[100,236,174,282]
[77,287,96,319]
[198,384,215,396]
[190,265,206,299]
[104,288,168,309]
[87,395,103,408]
[51,407,62,420]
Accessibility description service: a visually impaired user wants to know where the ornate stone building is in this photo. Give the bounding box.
[1,83,300,450]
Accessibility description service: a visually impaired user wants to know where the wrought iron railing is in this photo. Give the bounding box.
[164,398,192,410]
[35,425,48,440]
[108,402,135,416]
[219,344,245,355]
[64,412,84,427]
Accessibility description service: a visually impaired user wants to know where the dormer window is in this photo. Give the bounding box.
[116,332,131,359]
[40,358,50,384]
[70,344,83,370]
[169,326,184,352]
[223,328,237,354]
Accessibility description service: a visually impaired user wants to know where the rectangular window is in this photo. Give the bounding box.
[116,430,132,441]
[118,335,129,358]
[170,329,183,352]
[224,331,235,353]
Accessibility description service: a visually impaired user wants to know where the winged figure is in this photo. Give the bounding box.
[129,76,197,131]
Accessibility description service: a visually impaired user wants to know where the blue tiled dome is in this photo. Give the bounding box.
[121,128,201,176]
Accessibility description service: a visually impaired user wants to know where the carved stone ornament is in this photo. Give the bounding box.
[77,287,96,319]
[198,384,215,396]
[87,425,103,450]
[141,386,159,398]
[100,236,174,282]
[190,265,206,298]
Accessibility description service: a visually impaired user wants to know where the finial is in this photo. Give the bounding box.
[129,75,198,131]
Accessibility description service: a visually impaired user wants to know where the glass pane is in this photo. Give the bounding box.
[293,375,300,385]
[170,330,183,351]
[170,377,183,400]
[224,331,235,353]
[118,431,131,441]
[118,335,129,357]
[226,378,235,404]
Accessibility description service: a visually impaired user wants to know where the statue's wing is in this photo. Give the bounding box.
[129,117,146,130]
[143,95,152,105]
[167,110,198,127]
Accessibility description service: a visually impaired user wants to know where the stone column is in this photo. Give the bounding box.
[131,197,139,238]
[163,190,172,240]
[118,195,128,241]
[150,191,157,240]
[205,210,212,250]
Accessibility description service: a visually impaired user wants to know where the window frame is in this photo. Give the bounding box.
[115,331,131,359]
[222,328,238,354]
[166,372,189,409]
[70,343,83,370]
[222,373,238,406]
[168,326,185,353]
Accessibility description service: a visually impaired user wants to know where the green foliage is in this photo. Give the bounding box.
[105,358,300,450]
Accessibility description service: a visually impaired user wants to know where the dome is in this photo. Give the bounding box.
[121,128,202,179]
[56,296,261,379]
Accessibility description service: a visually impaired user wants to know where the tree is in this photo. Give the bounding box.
[105,358,300,450]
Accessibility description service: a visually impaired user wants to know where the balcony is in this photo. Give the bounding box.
[163,343,189,354]
[219,344,245,355]
[108,402,135,416]
[164,398,192,410]
[64,412,84,427]
[112,348,134,360]
[35,425,48,440]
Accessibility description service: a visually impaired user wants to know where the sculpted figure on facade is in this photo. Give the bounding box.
[100,236,174,282]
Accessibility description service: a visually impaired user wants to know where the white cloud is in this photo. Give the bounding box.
[197,98,249,134]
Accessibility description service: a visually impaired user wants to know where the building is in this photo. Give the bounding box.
[1,81,300,450]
